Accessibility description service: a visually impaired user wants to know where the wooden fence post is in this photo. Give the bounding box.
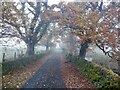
[2,53,5,62]
[14,52,16,60]
[21,50,23,55]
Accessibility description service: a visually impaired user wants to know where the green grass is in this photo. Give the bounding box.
[66,54,120,89]
[2,53,47,75]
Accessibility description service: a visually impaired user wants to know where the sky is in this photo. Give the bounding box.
[48,0,115,6]
[6,0,113,6]
[3,0,114,6]
[9,0,75,5]
[48,0,74,5]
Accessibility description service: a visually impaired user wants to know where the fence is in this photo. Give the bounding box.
[0,45,46,62]
[0,47,26,62]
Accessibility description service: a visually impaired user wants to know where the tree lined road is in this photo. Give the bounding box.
[1,1,119,89]
[21,53,65,88]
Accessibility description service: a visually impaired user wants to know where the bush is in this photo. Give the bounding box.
[66,54,120,89]
[2,53,46,75]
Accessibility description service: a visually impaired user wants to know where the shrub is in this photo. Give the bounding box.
[66,54,120,89]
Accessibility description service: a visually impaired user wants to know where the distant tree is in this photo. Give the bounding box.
[38,30,54,51]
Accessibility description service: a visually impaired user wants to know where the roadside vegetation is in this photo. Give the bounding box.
[66,54,120,89]
[2,52,49,75]
[86,49,119,75]
[2,51,51,88]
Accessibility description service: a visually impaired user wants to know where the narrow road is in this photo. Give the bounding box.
[21,53,65,88]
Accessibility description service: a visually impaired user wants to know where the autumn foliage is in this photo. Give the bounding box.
[51,2,119,60]
[1,2,119,60]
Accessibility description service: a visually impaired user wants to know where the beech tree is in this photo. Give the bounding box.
[1,2,52,55]
[52,2,119,60]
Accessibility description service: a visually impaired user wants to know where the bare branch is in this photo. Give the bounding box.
[28,8,35,15]
[36,23,50,43]
[96,42,112,58]
[28,2,36,9]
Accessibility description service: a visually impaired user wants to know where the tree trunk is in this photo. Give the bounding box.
[79,39,91,58]
[27,43,35,55]
[46,45,49,51]
[79,44,88,58]
[2,53,5,62]
[118,60,120,75]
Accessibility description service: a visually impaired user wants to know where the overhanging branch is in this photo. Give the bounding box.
[36,23,50,43]
[3,20,25,40]
[28,8,35,15]
[96,42,112,58]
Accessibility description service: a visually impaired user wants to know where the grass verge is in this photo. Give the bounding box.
[2,52,51,88]
[2,52,47,75]
[66,54,120,89]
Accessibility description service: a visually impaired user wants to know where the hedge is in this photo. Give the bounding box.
[66,54,120,89]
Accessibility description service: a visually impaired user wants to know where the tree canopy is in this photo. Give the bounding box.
[0,1,119,60]
[50,2,119,60]
[1,2,53,55]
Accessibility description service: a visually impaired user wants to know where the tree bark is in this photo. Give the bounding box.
[79,43,88,58]
[118,60,120,75]
[26,43,35,55]
[46,45,49,51]
[79,39,91,58]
